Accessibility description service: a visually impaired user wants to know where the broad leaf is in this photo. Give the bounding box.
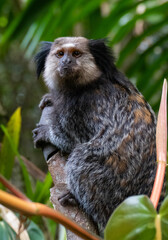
[159,196,168,240]
[104,195,156,240]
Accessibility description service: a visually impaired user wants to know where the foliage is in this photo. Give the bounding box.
[0,108,21,179]
[105,195,168,240]
[0,0,168,112]
[0,0,167,239]
[105,195,156,240]
[0,109,55,239]
[0,0,167,170]
[0,108,53,201]
[0,81,166,239]
[0,218,45,240]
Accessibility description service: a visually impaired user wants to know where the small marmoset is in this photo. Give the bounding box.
[33,37,163,233]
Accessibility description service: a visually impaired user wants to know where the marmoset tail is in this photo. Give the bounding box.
[33,37,165,233]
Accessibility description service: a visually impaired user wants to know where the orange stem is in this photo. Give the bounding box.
[150,79,167,208]
[0,190,101,240]
[0,174,30,201]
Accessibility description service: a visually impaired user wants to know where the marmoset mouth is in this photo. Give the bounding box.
[59,67,74,77]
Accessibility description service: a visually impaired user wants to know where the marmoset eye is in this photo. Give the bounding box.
[34,37,159,234]
[56,51,64,58]
[72,50,82,58]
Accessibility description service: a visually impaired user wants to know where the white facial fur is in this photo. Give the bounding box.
[61,43,75,48]
[43,37,101,90]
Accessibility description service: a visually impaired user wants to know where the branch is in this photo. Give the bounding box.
[0,189,101,240]
[0,174,30,201]
[48,153,99,240]
[37,94,100,239]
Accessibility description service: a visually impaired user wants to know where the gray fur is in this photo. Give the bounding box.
[33,37,165,234]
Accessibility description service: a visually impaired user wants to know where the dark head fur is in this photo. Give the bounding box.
[88,39,117,80]
[34,41,52,78]
[88,39,132,92]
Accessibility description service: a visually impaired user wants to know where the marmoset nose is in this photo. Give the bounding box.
[62,57,72,65]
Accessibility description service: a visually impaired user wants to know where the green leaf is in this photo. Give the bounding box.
[92,1,143,39]
[126,34,168,78]
[0,124,33,197]
[0,221,15,240]
[0,0,5,12]
[33,172,52,202]
[0,108,33,197]
[0,107,21,179]
[117,16,168,67]
[159,196,168,240]
[111,2,168,46]
[0,219,45,240]
[0,0,53,48]
[104,195,156,240]
[27,220,45,240]
[18,154,34,198]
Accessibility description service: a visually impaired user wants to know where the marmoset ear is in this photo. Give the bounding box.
[88,39,116,79]
[34,41,53,78]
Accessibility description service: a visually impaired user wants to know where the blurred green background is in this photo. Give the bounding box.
[0,0,168,169]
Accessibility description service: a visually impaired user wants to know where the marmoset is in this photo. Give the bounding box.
[33,37,160,232]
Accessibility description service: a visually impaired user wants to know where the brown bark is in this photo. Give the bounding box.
[48,152,98,240]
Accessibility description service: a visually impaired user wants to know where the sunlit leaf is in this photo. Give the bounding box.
[117,17,168,67]
[0,108,33,197]
[0,107,21,179]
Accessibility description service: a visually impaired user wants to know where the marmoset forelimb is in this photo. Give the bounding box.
[33,37,164,233]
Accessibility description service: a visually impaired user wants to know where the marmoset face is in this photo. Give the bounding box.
[43,37,101,90]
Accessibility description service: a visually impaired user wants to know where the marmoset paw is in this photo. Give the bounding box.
[58,191,78,207]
